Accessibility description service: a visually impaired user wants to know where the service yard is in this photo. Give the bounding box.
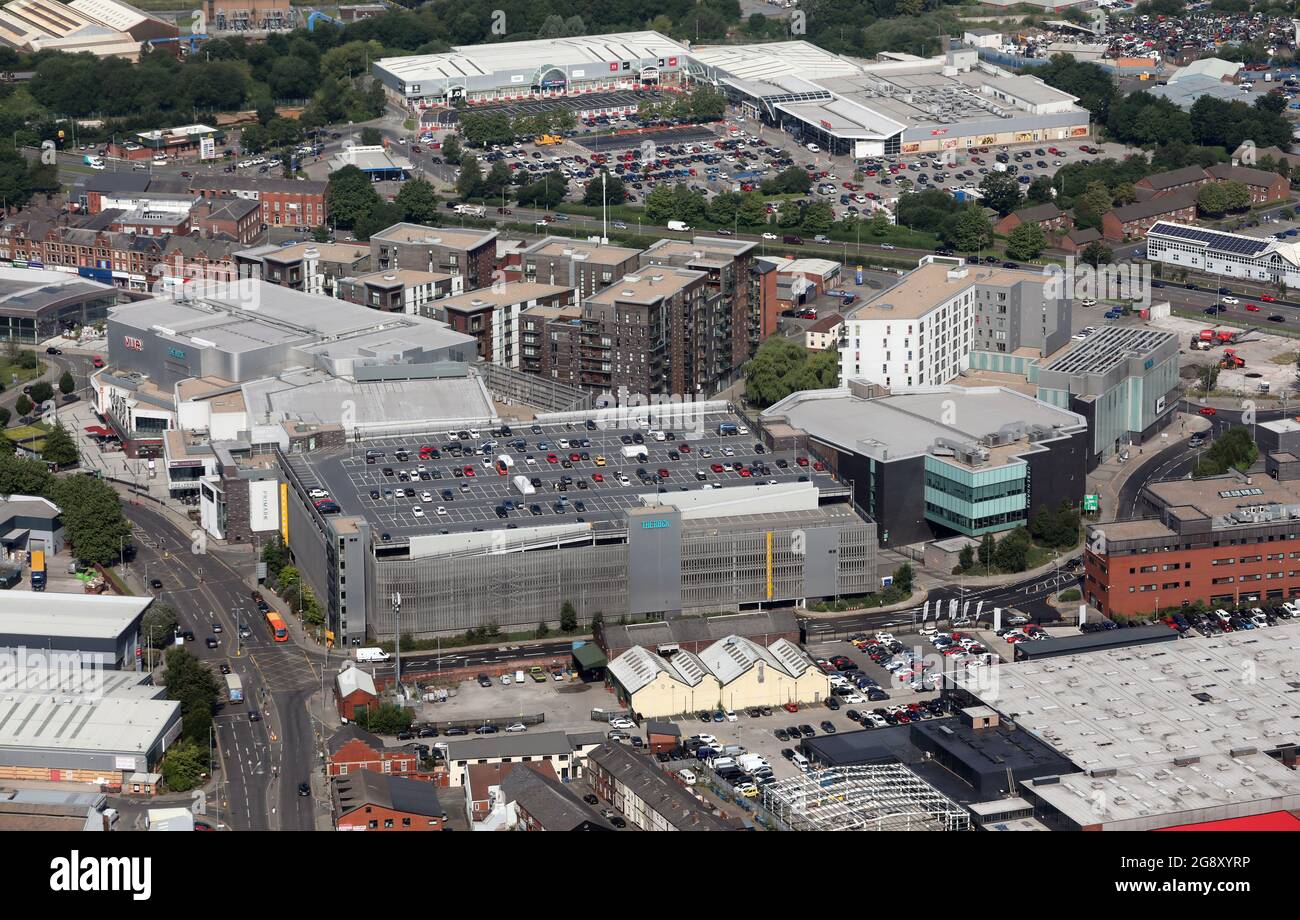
[1151,312,1300,398]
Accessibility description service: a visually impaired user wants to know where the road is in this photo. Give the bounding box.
[1114,401,1288,520]
[125,501,322,831]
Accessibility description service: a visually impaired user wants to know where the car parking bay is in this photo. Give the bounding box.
[302,412,834,538]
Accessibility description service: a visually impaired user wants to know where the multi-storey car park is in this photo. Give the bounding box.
[277,404,877,644]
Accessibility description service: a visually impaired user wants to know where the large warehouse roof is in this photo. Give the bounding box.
[377,31,689,84]
[0,592,150,641]
[953,627,1300,771]
[0,694,178,756]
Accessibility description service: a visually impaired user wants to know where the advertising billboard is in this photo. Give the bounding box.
[249,480,279,533]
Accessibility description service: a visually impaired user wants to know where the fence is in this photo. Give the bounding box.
[481,363,594,413]
[414,712,547,733]
[691,759,791,832]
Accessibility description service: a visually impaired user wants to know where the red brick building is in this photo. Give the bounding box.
[1084,475,1300,618]
[327,725,418,779]
[1101,189,1197,242]
[191,196,262,244]
[1203,163,1291,206]
[333,668,380,723]
[331,770,446,831]
[188,175,328,228]
[993,203,1070,237]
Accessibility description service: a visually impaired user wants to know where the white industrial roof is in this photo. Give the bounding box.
[608,646,711,694]
[336,665,377,698]
[691,41,864,82]
[0,694,178,755]
[0,592,149,641]
[697,634,814,684]
[377,31,689,83]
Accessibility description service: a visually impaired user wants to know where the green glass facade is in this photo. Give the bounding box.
[923,455,1028,536]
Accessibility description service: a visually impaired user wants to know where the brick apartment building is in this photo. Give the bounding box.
[188,175,327,228]
[1084,474,1300,617]
[369,222,497,294]
[434,281,574,367]
[191,196,262,244]
[586,742,729,831]
[514,236,642,298]
[1203,162,1291,205]
[1133,165,1209,200]
[331,770,446,831]
[1101,189,1197,241]
[579,267,713,395]
[520,302,583,384]
[234,241,370,297]
[336,269,452,313]
[993,203,1070,237]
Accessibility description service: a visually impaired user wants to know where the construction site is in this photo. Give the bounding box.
[1154,313,1300,399]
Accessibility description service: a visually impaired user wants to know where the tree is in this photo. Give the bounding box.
[161,741,208,792]
[744,337,838,408]
[27,380,52,404]
[354,702,413,735]
[1197,182,1230,218]
[162,646,219,745]
[979,171,1022,216]
[944,205,992,251]
[1198,362,1220,396]
[326,165,380,230]
[1221,180,1252,213]
[0,453,54,495]
[1081,241,1113,267]
[892,563,914,595]
[978,532,995,571]
[360,126,382,146]
[483,159,513,201]
[559,601,577,634]
[957,544,975,571]
[993,526,1031,572]
[515,170,567,209]
[142,602,180,649]
[41,421,78,468]
[1073,182,1114,231]
[51,474,131,565]
[456,156,483,200]
[535,620,550,638]
[442,134,462,165]
[1026,175,1055,204]
[1194,426,1258,477]
[14,394,31,417]
[1006,222,1045,261]
[394,176,438,223]
[0,406,9,428]
[583,170,626,206]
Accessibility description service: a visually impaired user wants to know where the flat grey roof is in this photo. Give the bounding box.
[0,268,116,317]
[765,384,1085,464]
[954,624,1300,773]
[242,369,494,428]
[0,592,149,641]
[444,730,574,761]
[0,695,178,756]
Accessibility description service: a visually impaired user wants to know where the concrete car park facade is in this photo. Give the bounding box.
[278,406,877,643]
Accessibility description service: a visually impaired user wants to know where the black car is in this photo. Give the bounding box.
[45,346,62,355]
[182,630,195,642]
[820,720,837,734]
[610,816,627,829]
[443,727,468,736]
[297,782,311,797]
[205,637,218,649]
[798,724,815,738]
[1270,314,1286,323]
[474,724,499,735]
[249,710,261,722]
[476,673,492,687]
[698,710,712,722]
[583,793,599,805]
[417,727,439,737]
[219,662,231,675]
[774,727,790,741]
[825,696,840,710]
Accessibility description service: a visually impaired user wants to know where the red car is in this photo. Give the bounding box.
[739,468,752,477]
[783,702,799,713]
[547,453,558,463]
[796,456,809,467]
[1199,407,1217,416]
[462,465,475,477]
[711,463,725,473]
[592,473,604,482]
[1262,294,1276,302]
[1245,303,1260,312]
[569,452,581,462]
[813,461,826,472]
[678,443,691,453]
[657,469,669,479]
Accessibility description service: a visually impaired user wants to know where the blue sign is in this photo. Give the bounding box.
[168,348,186,360]
[641,519,670,529]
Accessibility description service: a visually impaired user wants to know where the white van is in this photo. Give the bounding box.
[514,669,526,684]
[709,756,738,771]
[678,768,697,786]
[791,752,811,773]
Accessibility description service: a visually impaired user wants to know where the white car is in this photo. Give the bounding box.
[1080,298,1097,307]
[436,506,447,516]
[880,243,895,250]
[609,718,636,730]
[762,232,777,240]
[308,488,328,499]
[692,733,720,747]
[1222,296,1239,305]
[412,505,425,517]
[842,692,866,704]
[505,723,528,733]
[725,710,738,722]
[500,673,512,685]
[420,491,433,502]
